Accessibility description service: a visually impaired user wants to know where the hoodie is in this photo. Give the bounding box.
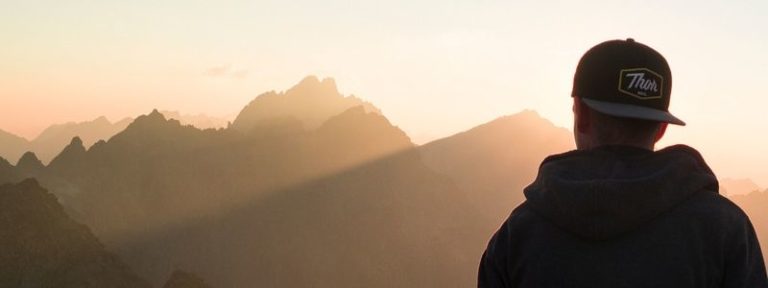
[478,145,767,288]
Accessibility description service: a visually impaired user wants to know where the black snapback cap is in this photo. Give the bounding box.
[572,38,685,125]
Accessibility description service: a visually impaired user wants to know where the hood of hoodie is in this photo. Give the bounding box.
[523,144,719,240]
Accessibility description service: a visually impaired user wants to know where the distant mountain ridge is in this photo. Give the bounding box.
[0,112,231,165]
[0,117,130,165]
[720,178,763,196]
[0,129,28,164]
[30,116,133,164]
[159,111,232,130]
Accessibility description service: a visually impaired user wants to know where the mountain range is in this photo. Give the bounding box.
[0,112,231,165]
[0,117,132,165]
[0,76,764,287]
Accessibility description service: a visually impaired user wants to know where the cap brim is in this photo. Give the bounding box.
[581,98,686,126]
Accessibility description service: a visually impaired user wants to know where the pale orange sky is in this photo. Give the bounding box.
[1,0,767,186]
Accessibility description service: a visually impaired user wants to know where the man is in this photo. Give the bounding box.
[478,39,768,287]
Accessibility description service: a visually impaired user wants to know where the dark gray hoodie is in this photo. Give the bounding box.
[479,145,767,288]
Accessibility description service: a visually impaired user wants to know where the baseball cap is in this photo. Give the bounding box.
[572,38,685,125]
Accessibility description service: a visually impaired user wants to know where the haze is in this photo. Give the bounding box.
[1,0,767,186]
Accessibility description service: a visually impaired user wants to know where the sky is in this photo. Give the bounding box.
[1,0,767,186]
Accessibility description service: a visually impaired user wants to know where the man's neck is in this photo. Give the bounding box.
[577,140,654,151]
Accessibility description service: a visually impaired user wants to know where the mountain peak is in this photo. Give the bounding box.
[290,75,338,94]
[48,137,87,171]
[16,151,44,171]
[93,115,110,124]
[128,109,172,128]
[284,75,341,101]
[480,110,565,134]
[159,110,231,130]
[149,109,165,119]
[70,136,84,147]
[231,76,381,132]
[321,77,337,89]
[315,105,414,158]
[499,109,544,122]
[297,75,321,86]
[515,109,541,118]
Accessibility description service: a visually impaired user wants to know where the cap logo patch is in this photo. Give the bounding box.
[618,68,663,99]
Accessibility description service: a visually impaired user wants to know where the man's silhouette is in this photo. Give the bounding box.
[478,39,768,288]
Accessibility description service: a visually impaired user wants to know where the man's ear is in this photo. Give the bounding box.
[654,122,668,143]
[574,98,590,134]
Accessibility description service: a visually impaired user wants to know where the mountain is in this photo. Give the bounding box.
[0,129,30,164]
[162,271,212,288]
[0,77,458,286]
[50,105,412,244]
[0,112,234,165]
[419,110,574,223]
[48,137,87,171]
[720,178,762,196]
[0,77,579,287]
[312,106,413,173]
[0,157,19,185]
[0,179,151,288]
[0,117,131,164]
[111,110,574,287]
[16,151,45,176]
[29,116,132,164]
[160,111,231,130]
[231,76,380,133]
[68,110,574,287]
[47,115,416,287]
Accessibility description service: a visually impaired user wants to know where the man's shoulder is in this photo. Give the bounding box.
[502,201,536,225]
[501,191,753,236]
[497,201,552,235]
[678,191,752,226]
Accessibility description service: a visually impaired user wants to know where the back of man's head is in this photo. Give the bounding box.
[574,99,663,150]
[571,38,683,150]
